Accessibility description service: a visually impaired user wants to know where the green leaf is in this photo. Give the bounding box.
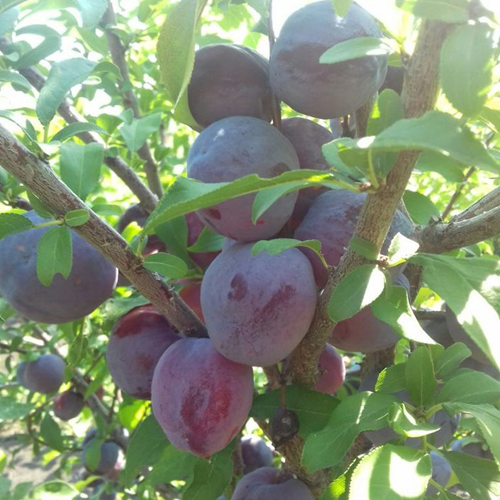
[84,438,103,472]
[406,346,436,406]
[387,233,420,266]
[435,343,472,379]
[349,236,380,260]
[414,150,465,182]
[303,392,398,472]
[64,209,90,227]
[0,213,34,240]
[0,69,31,91]
[321,458,359,500]
[443,402,500,465]
[60,142,103,201]
[440,23,495,117]
[75,0,109,29]
[27,191,52,219]
[148,444,198,485]
[252,183,308,224]
[143,252,188,279]
[155,217,191,265]
[183,446,233,500]
[30,481,79,500]
[340,111,499,174]
[14,36,62,70]
[389,403,441,438]
[122,414,169,485]
[396,0,470,23]
[320,37,392,65]
[375,364,407,394]
[328,264,386,322]
[187,226,225,254]
[250,385,340,438]
[332,0,352,17]
[0,397,34,421]
[438,370,500,405]
[252,238,327,267]
[144,171,344,234]
[367,89,404,179]
[119,113,162,152]
[409,254,500,370]
[441,451,500,500]
[36,58,96,126]
[40,413,64,452]
[0,6,18,34]
[157,0,206,130]
[36,226,73,287]
[50,122,108,143]
[83,360,108,400]
[349,445,431,500]
[403,190,440,225]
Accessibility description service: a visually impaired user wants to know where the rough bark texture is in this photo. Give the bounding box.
[0,123,206,338]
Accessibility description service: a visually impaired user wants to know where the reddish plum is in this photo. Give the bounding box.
[188,44,273,128]
[53,390,84,421]
[295,190,414,287]
[106,305,181,399]
[187,117,299,242]
[179,283,204,324]
[315,345,345,395]
[200,243,317,367]
[233,467,314,500]
[151,338,254,458]
[270,2,387,119]
[241,435,274,474]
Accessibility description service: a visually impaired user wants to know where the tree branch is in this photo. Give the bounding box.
[101,2,164,199]
[0,38,158,214]
[452,184,500,223]
[0,123,206,338]
[418,205,500,253]
[441,167,476,220]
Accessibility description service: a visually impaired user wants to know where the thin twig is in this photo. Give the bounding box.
[441,167,476,220]
[101,2,164,199]
[0,37,158,214]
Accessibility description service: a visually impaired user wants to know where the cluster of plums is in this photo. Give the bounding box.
[105,2,409,495]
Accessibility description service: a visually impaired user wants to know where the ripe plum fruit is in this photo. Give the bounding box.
[53,390,84,421]
[0,211,117,323]
[295,190,414,287]
[232,467,314,500]
[241,435,274,474]
[188,44,273,128]
[187,117,299,242]
[82,439,120,476]
[151,338,254,458]
[281,117,335,223]
[427,452,451,495]
[24,354,65,394]
[270,1,388,119]
[106,305,181,400]
[200,243,317,367]
[16,361,28,387]
[315,344,345,395]
[380,66,405,95]
[179,283,204,323]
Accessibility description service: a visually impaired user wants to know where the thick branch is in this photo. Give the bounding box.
[452,185,500,223]
[0,123,206,338]
[101,2,164,199]
[418,205,500,253]
[289,20,451,390]
[0,38,158,214]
